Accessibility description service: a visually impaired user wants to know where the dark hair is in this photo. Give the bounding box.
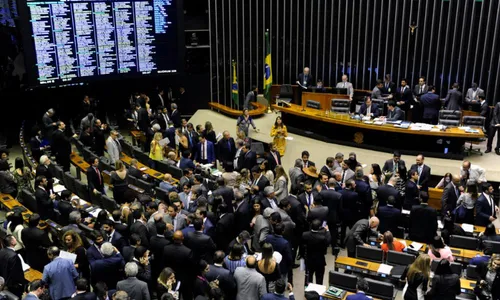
[434,259,453,275]
[134,246,148,260]
[28,214,41,227]
[388,100,396,107]
[484,223,497,237]
[371,163,382,184]
[356,277,369,292]
[28,280,47,292]
[35,175,46,187]
[229,243,244,259]
[198,260,208,275]
[94,282,108,300]
[274,278,287,294]
[428,85,435,91]
[156,222,167,235]
[8,211,23,232]
[311,219,322,231]
[270,212,282,223]
[76,278,88,291]
[129,233,141,245]
[14,157,24,170]
[443,215,454,232]
[274,223,285,236]
[430,236,445,257]
[193,218,204,231]
[213,251,225,264]
[301,150,310,157]
[305,291,320,300]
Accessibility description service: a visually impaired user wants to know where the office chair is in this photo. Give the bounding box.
[365,278,396,300]
[21,188,37,213]
[102,194,119,212]
[462,116,486,156]
[277,84,293,106]
[167,164,183,179]
[449,235,479,250]
[331,99,350,113]
[438,110,462,127]
[328,271,358,292]
[63,172,77,194]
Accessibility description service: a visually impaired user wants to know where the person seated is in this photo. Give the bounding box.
[358,97,380,118]
[428,236,455,263]
[381,101,404,121]
[314,80,326,92]
[380,231,406,253]
[440,215,465,245]
[479,223,500,249]
[469,247,493,266]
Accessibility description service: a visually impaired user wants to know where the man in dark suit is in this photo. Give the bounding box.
[217,130,236,169]
[86,157,105,195]
[404,170,420,210]
[130,210,150,248]
[195,134,216,165]
[381,74,396,94]
[339,180,360,245]
[102,220,128,252]
[148,222,170,280]
[215,204,235,253]
[260,186,278,210]
[137,105,149,133]
[301,219,330,285]
[358,97,380,118]
[441,175,462,216]
[384,101,405,121]
[319,157,335,179]
[162,231,195,300]
[51,121,76,172]
[344,217,381,258]
[318,178,343,252]
[409,154,431,191]
[396,79,412,117]
[93,119,108,157]
[156,106,171,130]
[354,170,372,219]
[35,175,55,220]
[179,150,196,171]
[239,143,257,171]
[299,183,318,211]
[479,94,491,130]
[185,218,216,264]
[444,82,463,111]
[377,177,401,208]
[212,177,235,212]
[413,76,429,97]
[300,150,315,168]
[205,251,237,300]
[72,278,96,300]
[382,151,406,177]
[476,183,498,226]
[42,109,57,141]
[277,198,305,278]
[21,214,52,272]
[30,128,46,163]
[419,86,441,124]
[296,67,313,88]
[251,166,270,196]
[266,143,282,174]
[376,196,401,234]
[234,193,252,234]
[170,103,181,128]
[307,199,328,224]
[90,245,125,290]
[0,235,28,296]
[127,159,143,179]
[487,102,500,154]
[409,192,438,243]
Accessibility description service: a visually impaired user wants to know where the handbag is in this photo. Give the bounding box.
[474,283,492,300]
[453,203,467,220]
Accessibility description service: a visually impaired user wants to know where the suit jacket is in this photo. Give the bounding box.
[265,234,293,275]
[339,189,359,223]
[336,81,354,98]
[90,253,125,289]
[109,231,127,252]
[239,150,257,171]
[376,205,401,234]
[165,213,188,232]
[396,86,413,110]
[252,215,270,252]
[490,103,500,126]
[35,186,54,220]
[80,116,95,132]
[212,186,235,212]
[413,84,429,96]
[376,184,401,208]
[386,107,404,121]
[358,103,380,117]
[302,229,330,268]
[218,137,236,164]
[476,193,496,226]
[253,174,270,194]
[30,136,43,162]
[234,200,252,233]
[441,182,460,215]
[130,220,150,247]
[307,206,329,223]
[43,257,79,300]
[128,166,143,179]
[137,108,150,132]
[319,189,343,223]
[116,277,150,300]
[42,114,56,139]
[344,219,379,253]
[215,213,236,253]
[195,140,216,163]
[185,231,216,264]
[445,88,463,111]
[382,159,406,175]
[170,110,181,128]
[266,151,281,174]
[289,167,305,195]
[339,168,355,185]
[404,180,420,210]
[51,129,72,158]
[79,131,94,148]
[409,203,438,243]
[410,164,431,191]
[465,88,485,104]
[162,243,194,285]
[480,101,491,128]
[72,292,97,300]
[21,227,51,272]
[354,179,372,217]
[262,293,296,300]
[297,73,313,87]
[106,137,121,164]
[205,265,236,300]
[371,86,383,99]
[346,292,371,300]
[420,92,441,119]
[0,248,27,289]
[86,166,104,193]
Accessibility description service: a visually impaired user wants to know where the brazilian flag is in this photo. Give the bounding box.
[264,30,272,104]
[232,60,238,106]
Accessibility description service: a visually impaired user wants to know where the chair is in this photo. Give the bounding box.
[90,190,103,207]
[74,180,89,201]
[463,116,486,156]
[365,278,395,300]
[371,98,385,116]
[133,147,150,165]
[127,175,138,186]
[328,271,358,292]
[63,172,77,193]
[438,110,462,127]
[306,100,321,109]
[449,235,479,250]
[167,164,183,180]
[155,187,170,204]
[102,194,118,212]
[466,264,479,280]
[53,165,64,181]
[136,178,154,194]
[431,259,440,272]
[483,240,500,253]
[331,99,351,113]
[356,245,384,263]
[99,156,113,171]
[277,84,293,106]
[450,262,463,276]
[21,188,37,213]
[155,160,170,174]
[386,250,415,266]
[120,139,134,157]
[74,139,85,155]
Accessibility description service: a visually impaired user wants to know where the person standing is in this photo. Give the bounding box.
[270,117,287,156]
[237,109,257,138]
[486,101,500,154]
[0,235,28,296]
[301,219,330,286]
[444,83,463,111]
[234,256,267,300]
[51,121,77,172]
[419,86,441,125]
[402,254,431,300]
[336,74,354,101]
[244,86,258,109]
[42,246,79,300]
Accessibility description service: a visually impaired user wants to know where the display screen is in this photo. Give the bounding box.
[22,0,181,86]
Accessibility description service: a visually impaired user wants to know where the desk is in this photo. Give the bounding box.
[0,193,33,220]
[271,85,371,106]
[334,256,380,275]
[273,103,485,159]
[70,152,90,180]
[24,268,43,282]
[120,152,169,182]
[460,278,476,294]
[130,130,146,146]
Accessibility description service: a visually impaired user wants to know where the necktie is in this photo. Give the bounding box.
[417,166,422,185]
[115,139,122,152]
[341,170,345,183]
[386,83,389,89]
[401,87,404,93]
[95,167,101,184]
[343,82,346,88]
[188,133,192,145]
[394,163,398,173]
[307,194,311,206]
[227,140,231,152]
[272,152,278,164]
[455,187,459,198]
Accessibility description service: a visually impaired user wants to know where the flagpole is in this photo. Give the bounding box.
[264,29,272,114]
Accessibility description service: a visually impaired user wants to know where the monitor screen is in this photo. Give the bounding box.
[20,0,182,86]
[332,87,348,95]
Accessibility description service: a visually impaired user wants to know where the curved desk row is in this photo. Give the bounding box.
[208,101,267,117]
[272,103,484,159]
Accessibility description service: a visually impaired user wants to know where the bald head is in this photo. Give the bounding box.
[303,67,310,75]
[462,160,471,170]
[369,217,380,229]
[246,255,257,268]
[452,174,461,184]
[173,230,184,242]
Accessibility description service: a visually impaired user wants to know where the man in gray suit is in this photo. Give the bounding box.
[465,82,485,105]
[106,130,121,164]
[445,83,463,111]
[384,101,404,121]
[116,262,150,300]
[165,204,187,232]
[413,76,429,97]
[234,256,267,300]
[289,158,305,195]
[252,208,272,252]
[336,74,354,100]
[79,113,95,132]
